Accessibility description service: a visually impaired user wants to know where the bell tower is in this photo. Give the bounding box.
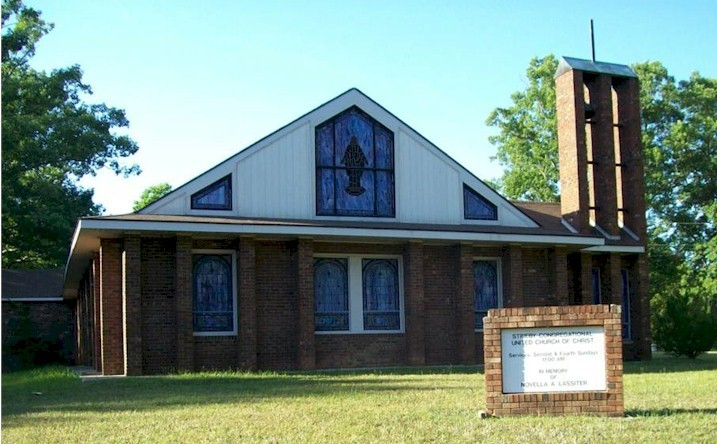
[555,57,646,241]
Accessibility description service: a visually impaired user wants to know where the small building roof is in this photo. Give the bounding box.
[556,56,637,79]
[2,269,65,301]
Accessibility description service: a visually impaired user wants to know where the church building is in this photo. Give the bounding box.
[63,56,652,375]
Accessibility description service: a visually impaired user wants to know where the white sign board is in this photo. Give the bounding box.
[501,326,606,393]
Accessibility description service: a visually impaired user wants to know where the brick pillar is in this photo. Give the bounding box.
[556,69,591,234]
[296,238,316,370]
[92,253,102,372]
[239,236,257,370]
[553,247,569,305]
[406,241,425,365]
[99,239,124,375]
[589,75,620,238]
[123,235,142,375]
[608,253,622,305]
[457,244,476,364]
[580,253,593,305]
[504,245,523,307]
[175,236,194,372]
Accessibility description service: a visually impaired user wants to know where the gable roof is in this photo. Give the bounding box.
[137,87,537,227]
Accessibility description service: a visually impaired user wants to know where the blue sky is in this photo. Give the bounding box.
[25,0,717,215]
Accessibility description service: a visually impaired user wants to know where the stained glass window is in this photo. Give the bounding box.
[362,259,400,330]
[621,269,632,340]
[463,185,498,220]
[314,258,349,331]
[191,175,232,210]
[316,107,395,217]
[193,254,235,333]
[474,260,500,330]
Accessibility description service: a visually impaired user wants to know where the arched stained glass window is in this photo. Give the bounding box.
[191,175,232,210]
[474,260,499,330]
[316,106,395,217]
[362,259,400,330]
[314,258,349,331]
[464,184,497,220]
[193,254,234,333]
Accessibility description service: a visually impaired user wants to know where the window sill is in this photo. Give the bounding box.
[315,330,404,335]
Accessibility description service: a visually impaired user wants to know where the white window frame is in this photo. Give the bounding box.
[192,249,238,336]
[474,257,503,332]
[314,253,405,334]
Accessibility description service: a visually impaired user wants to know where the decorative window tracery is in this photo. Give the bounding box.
[474,259,501,330]
[314,258,349,331]
[316,107,395,217]
[193,253,236,334]
[362,259,400,330]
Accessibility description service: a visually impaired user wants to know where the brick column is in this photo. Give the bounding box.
[123,235,142,375]
[239,236,257,370]
[296,238,316,370]
[175,236,194,372]
[504,245,523,307]
[406,241,425,365]
[457,244,476,364]
[100,239,124,375]
[92,253,102,372]
[553,247,569,305]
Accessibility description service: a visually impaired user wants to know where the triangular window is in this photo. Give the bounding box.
[463,184,497,220]
[191,175,232,210]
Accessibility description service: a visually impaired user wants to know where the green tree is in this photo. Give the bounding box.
[486,55,560,202]
[133,183,173,212]
[2,0,139,268]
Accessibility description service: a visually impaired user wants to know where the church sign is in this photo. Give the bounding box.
[501,326,606,393]
[483,305,624,417]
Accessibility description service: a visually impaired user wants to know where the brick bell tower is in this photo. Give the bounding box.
[555,56,651,359]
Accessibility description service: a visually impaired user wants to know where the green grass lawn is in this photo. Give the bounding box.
[2,352,716,443]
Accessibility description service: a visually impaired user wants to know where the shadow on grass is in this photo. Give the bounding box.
[624,351,717,375]
[625,408,717,417]
[1,365,485,420]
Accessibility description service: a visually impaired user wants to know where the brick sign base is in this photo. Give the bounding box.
[484,305,623,417]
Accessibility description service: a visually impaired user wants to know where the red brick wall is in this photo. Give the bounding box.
[315,335,407,368]
[423,245,457,365]
[100,239,124,375]
[256,241,298,370]
[140,238,177,374]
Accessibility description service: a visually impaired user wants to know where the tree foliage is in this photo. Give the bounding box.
[2,0,139,268]
[133,183,173,212]
[486,55,560,202]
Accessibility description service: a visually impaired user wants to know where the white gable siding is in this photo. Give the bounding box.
[396,130,461,223]
[237,123,312,219]
[140,89,536,228]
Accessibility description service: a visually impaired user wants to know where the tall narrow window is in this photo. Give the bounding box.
[316,107,395,217]
[621,269,632,340]
[191,175,232,210]
[591,268,602,304]
[362,259,400,330]
[314,258,349,331]
[474,259,501,330]
[193,253,236,334]
[463,184,498,220]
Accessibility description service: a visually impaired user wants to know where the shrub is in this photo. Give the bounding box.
[652,292,717,358]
